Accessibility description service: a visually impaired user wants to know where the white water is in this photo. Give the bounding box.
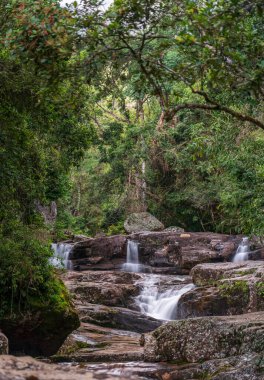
[50,243,73,269]
[136,277,195,320]
[233,237,250,263]
[122,240,141,272]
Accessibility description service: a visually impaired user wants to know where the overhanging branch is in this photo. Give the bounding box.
[170,97,264,130]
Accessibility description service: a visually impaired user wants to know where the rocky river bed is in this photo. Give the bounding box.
[0,231,264,379]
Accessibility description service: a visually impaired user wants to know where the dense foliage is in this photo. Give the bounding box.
[61,0,264,235]
[0,0,264,315]
[0,0,89,316]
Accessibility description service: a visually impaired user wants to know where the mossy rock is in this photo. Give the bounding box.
[0,279,80,356]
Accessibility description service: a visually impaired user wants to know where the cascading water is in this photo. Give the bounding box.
[122,240,140,272]
[50,243,73,269]
[136,276,195,320]
[233,237,250,263]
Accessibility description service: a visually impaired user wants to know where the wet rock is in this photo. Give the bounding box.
[63,271,141,308]
[69,235,126,270]
[66,231,263,273]
[143,312,264,363]
[157,353,264,380]
[79,361,178,379]
[77,303,162,333]
[55,322,143,362]
[0,333,8,354]
[131,231,243,273]
[124,212,164,233]
[0,355,140,380]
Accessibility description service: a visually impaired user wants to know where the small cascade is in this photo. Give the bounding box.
[122,240,141,272]
[50,243,73,269]
[233,237,250,263]
[136,277,195,320]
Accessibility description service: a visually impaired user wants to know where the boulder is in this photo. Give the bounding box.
[0,308,79,357]
[0,333,8,355]
[0,279,80,357]
[69,235,126,270]
[124,212,164,233]
[177,261,264,318]
[0,355,140,380]
[143,312,264,363]
[35,200,57,225]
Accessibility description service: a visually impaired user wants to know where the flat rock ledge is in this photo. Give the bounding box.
[62,270,141,308]
[0,355,140,380]
[54,322,144,363]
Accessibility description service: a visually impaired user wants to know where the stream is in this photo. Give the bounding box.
[50,236,251,379]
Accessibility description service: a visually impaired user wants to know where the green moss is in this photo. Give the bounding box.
[256,282,264,298]
[198,365,233,380]
[218,280,249,306]
[218,280,249,296]
[235,269,255,276]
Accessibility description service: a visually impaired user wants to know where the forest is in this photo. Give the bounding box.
[0,1,264,379]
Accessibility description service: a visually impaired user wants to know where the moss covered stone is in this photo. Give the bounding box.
[0,278,80,356]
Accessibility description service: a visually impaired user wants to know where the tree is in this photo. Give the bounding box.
[78,0,264,129]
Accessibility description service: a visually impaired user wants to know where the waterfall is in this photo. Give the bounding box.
[136,277,195,320]
[50,243,73,269]
[233,237,250,263]
[122,240,140,272]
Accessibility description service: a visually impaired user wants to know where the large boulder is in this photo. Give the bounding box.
[69,235,126,270]
[0,280,80,356]
[0,333,8,355]
[124,212,164,233]
[143,312,264,363]
[177,261,264,319]
[0,308,79,357]
[188,261,263,317]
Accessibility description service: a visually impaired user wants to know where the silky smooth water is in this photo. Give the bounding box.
[50,243,73,269]
[136,276,195,320]
[122,240,141,272]
[233,237,250,263]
